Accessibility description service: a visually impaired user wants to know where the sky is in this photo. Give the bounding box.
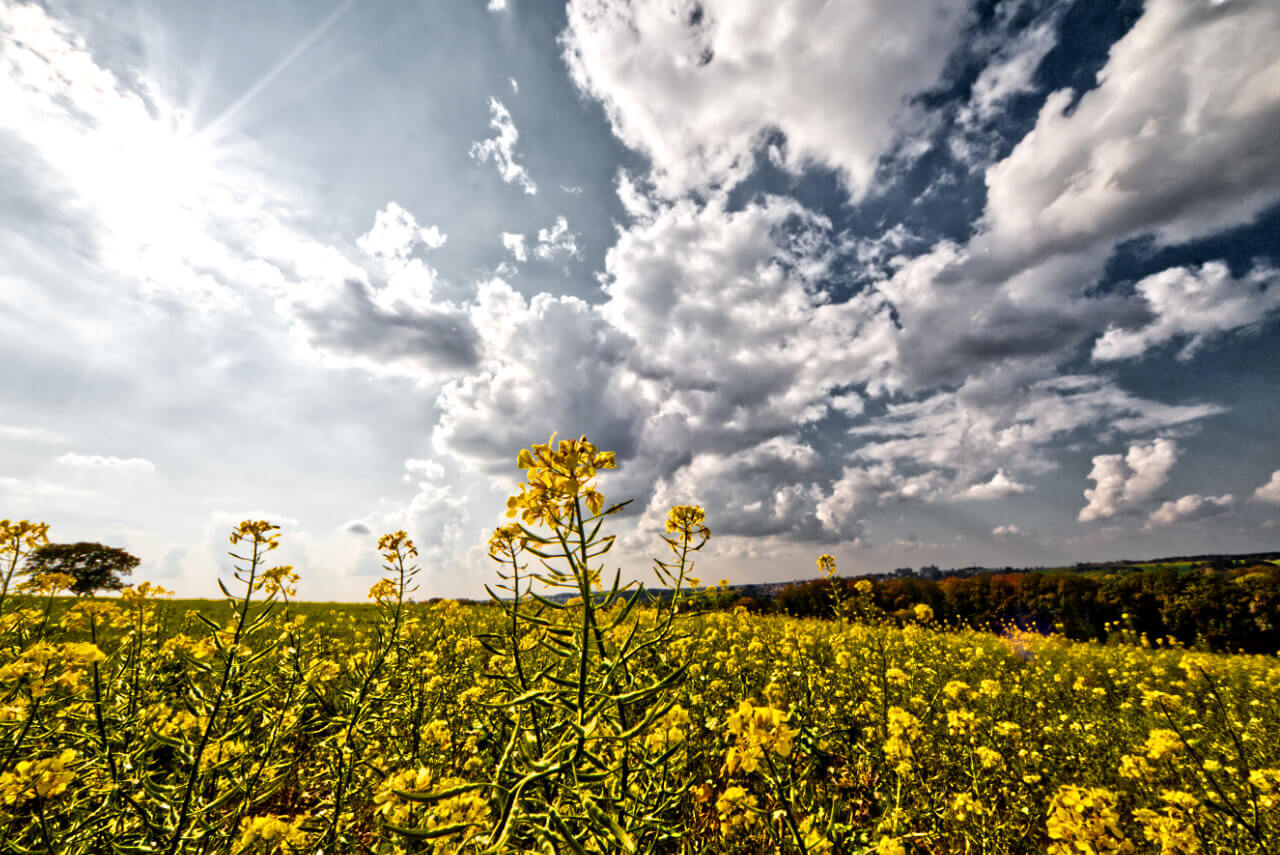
[2,0,1279,600]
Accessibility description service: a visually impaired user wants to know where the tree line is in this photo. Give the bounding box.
[758,564,1280,654]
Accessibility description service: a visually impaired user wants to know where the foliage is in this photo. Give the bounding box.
[776,564,1280,653]
[0,519,49,615]
[23,542,140,597]
[3,438,1280,853]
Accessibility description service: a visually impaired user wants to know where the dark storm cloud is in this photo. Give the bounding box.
[297,279,482,373]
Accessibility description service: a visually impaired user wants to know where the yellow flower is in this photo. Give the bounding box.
[1046,785,1134,855]
[368,578,398,602]
[18,572,76,595]
[506,434,616,529]
[974,746,1002,769]
[723,700,798,774]
[875,838,907,855]
[884,707,920,775]
[119,580,173,602]
[1144,728,1185,761]
[0,749,77,806]
[715,785,758,834]
[645,704,691,753]
[255,564,299,598]
[236,814,308,852]
[487,523,526,560]
[0,519,50,556]
[229,520,280,548]
[377,530,418,562]
[667,504,709,537]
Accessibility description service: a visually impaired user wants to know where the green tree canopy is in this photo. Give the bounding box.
[24,541,140,596]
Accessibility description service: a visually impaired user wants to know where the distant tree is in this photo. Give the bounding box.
[23,542,139,596]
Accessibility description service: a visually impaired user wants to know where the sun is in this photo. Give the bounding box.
[107,103,220,233]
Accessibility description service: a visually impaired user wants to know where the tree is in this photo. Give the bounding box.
[23,541,140,596]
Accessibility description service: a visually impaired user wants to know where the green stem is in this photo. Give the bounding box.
[763,749,808,854]
[164,539,262,855]
[0,541,22,619]
[325,546,408,848]
[0,693,43,775]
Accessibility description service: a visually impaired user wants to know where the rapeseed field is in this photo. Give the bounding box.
[2,435,1277,853]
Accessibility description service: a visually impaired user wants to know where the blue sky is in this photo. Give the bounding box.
[2,0,1279,599]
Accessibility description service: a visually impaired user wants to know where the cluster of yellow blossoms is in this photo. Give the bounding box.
[722,700,798,774]
[667,504,710,538]
[0,749,77,808]
[1046,785,1133,854]
[2,447,1280,854]
[505,433,617,528]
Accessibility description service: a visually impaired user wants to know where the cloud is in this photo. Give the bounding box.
[959,18,1059,127]
[356,202,447,266]
[488,0,507,10]
[645,436,829,539]
[533,216,581,261]
[961,469,1030,501]
[342,469,470,567]
[1254,471,1280,504]
[979,0,1280,263]
[828,393,864,418]
[816,464,941,541]
[431,177,1232,550]
[501,232,527,262]
[56,452,155,472]
[8,0,1278,588]
[1146,493,1234,528]
[853,380,1211,492]
[498,218,581,267]
[992,524,1021,538]
[437,193,888,487]
[292,278,481,378]
[1092,262,1280,361]
[1078,438,1178,522]
[469,97,536,195]
[866,0,1280,401]
[0,425,62,443]
[0,3,479,386]
[155,547,188,580]
[404,458,445,482]
[435,278,645,474]
[597,194,895,442]
[561,0,970,200]
[0,476,93,505]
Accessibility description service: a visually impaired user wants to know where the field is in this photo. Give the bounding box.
[3,436,1279,853]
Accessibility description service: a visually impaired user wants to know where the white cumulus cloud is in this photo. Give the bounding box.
[561,0,970,200]
[1092,262,1280,361]
[1078,438,1178,522]
[356,202,446,266]
[980,0,1280,261]
[469,97,536,195]
[500,232,527,262]
[534,216,581,261]
[56,452,155,472]
[1146,493,1234,528]
[961,469,1030,500]
[1254,471,1280,504]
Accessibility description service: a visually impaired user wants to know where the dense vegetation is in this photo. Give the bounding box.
[771,563,1280,654]
[2,436,1278,853]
